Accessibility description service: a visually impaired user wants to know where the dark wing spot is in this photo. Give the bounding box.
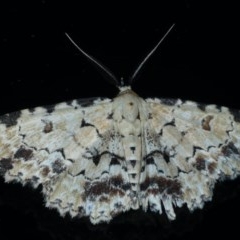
[166,180,182,195]
[195,156,206,171]
[14,146,33,161]
[140,177,151,191]
[208,161,217,174]
[140,176,181,196]
[147,188,159,196]
[110,188,125,198]
[43,121,53,133]
[80,119,87,127]
[85,175,130,199]
[146,157,155,165]
[107,112,113,119]
[92,154,101,166]
[0,158,13,175]
[148,113,153,119]
[163,151,170,163]
[110,175,124,187]
[0,111,21,127]
[222,142,239,157]
[110,157,120,165]
[181,131,186,136]
[41,166,50,177]
[52,159,66,174]
[78,170,85,175]
[85,181,109,200]
[201,115,214,131]
[122,182,131,191]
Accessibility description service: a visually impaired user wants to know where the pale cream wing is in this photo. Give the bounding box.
[0,97,132,224]
[140,98,240,219]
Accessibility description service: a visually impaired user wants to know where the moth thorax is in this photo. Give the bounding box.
[117,91,141,122]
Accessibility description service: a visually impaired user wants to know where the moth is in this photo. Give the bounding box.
[1,25,240,224]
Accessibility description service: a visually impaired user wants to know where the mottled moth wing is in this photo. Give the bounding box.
[140,97,240,219]
[1,90,240,224]
[0,98,132,224]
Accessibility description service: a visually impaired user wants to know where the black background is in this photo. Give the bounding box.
[0,1,239,240]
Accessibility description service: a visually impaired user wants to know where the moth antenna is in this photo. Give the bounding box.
[65,33,119,87]
[129,24,175,85]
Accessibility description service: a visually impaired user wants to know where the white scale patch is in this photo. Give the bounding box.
[1,86,240,224]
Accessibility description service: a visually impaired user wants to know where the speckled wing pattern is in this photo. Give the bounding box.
[1,87,240,224]
[140,97,240,219]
